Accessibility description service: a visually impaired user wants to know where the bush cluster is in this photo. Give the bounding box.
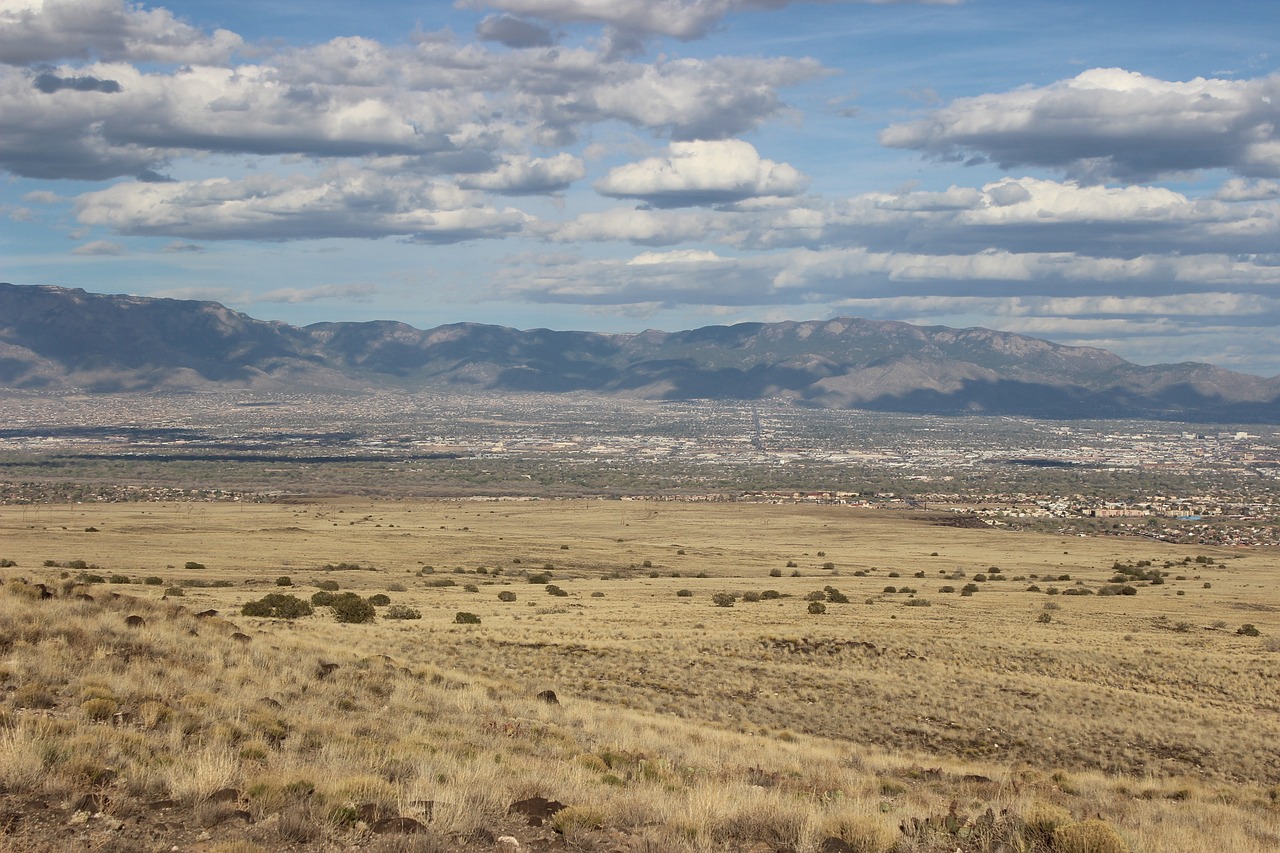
[242,593,313,619]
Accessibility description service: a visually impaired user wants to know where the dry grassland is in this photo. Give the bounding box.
[1,499,1278,852]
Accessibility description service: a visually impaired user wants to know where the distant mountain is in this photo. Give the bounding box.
[3,282,1279,421]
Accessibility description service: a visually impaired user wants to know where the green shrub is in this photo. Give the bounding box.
[184,561,205,570]
[676,589,693,597]
[311,590,337,606]
[497,590,517,602]
[330,594,376,624]
[424,578,456,587]
[546,584,569,597]
[275,576,293,586]
[711,592,735,608]
[108,574,131,584]
[367,593,391,606]
[904,598,932,607]
[1238,623,1261,637]
[143,576,164,585]
[164,586,185,596]
[242,593,313,619]
[315,579,340,591]
[527,573,551,585]
[384,605,421,620]
[808,601,826,614]
[742,591,762,602]
[454,612,481,625]
[826,588,849,603]
[760,589,781,600]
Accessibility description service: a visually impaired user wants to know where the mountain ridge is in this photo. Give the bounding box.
[2,282,1278,421]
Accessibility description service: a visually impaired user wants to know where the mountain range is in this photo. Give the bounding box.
[2,282,1278,421]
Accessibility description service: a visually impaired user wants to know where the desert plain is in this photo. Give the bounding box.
[1,498,1278,852]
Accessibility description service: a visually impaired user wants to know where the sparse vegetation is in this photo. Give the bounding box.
[0,499,1274,853]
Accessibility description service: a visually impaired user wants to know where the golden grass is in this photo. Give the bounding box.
[1,499,1278,851]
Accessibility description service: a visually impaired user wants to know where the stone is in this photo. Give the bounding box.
[372,817,425,835]
[508,797,567,827]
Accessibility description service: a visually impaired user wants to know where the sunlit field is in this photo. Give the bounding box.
[1,500,1277,852]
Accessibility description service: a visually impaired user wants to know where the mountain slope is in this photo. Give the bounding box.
[2,282,1278,420]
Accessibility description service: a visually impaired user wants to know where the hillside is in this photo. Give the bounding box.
[3,282,1279,420]
[2,499,1277,852]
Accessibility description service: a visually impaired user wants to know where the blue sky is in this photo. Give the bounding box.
[4,0,1280,376]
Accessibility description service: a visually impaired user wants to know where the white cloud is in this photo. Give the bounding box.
[881,68,1280,183]
[596,139,807,207]
[0,32,824,181]
[73,169,533,242]
[459,153,585,194]
[459,0,960,41]
[1216,178,1280,201]
[0,0,241,65]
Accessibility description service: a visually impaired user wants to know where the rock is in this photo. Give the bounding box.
[372,817,425,835]
[356,803,386,823]
[229,632,251,643]
[208,787,240,805]
[71,793,103,814]
[124,615,146,629]
[496,836,521,852]
[535,689,559,704]
[195,609,218,619]
[508,797,567,827]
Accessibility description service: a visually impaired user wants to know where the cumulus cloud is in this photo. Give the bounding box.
[460,0,960,41]
[1217,178,1280,201]
[459,153,585,194]
[881,68,1280,183]
[475,14,556,47]
[502,244,1280,309]
[0,0,241,65]
[595,139,807,207]
[73,169,533,242]
[0,32,823,181]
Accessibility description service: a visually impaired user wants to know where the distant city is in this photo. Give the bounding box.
[2,390,1277,548]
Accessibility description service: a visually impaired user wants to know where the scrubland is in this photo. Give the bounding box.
[1,499,1278,852]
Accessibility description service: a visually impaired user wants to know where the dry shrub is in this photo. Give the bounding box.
[0,723,46,791]
[12,682,58,709]
[1021,800,1073,845]
[820,814,897,853]
[207,843,269,853]
[552,804,607,841]
[80,696,118,722]
[137,699,172,728]
[1053,819,1130,853]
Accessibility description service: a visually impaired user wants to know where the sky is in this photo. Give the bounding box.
[3,0,1280,377]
